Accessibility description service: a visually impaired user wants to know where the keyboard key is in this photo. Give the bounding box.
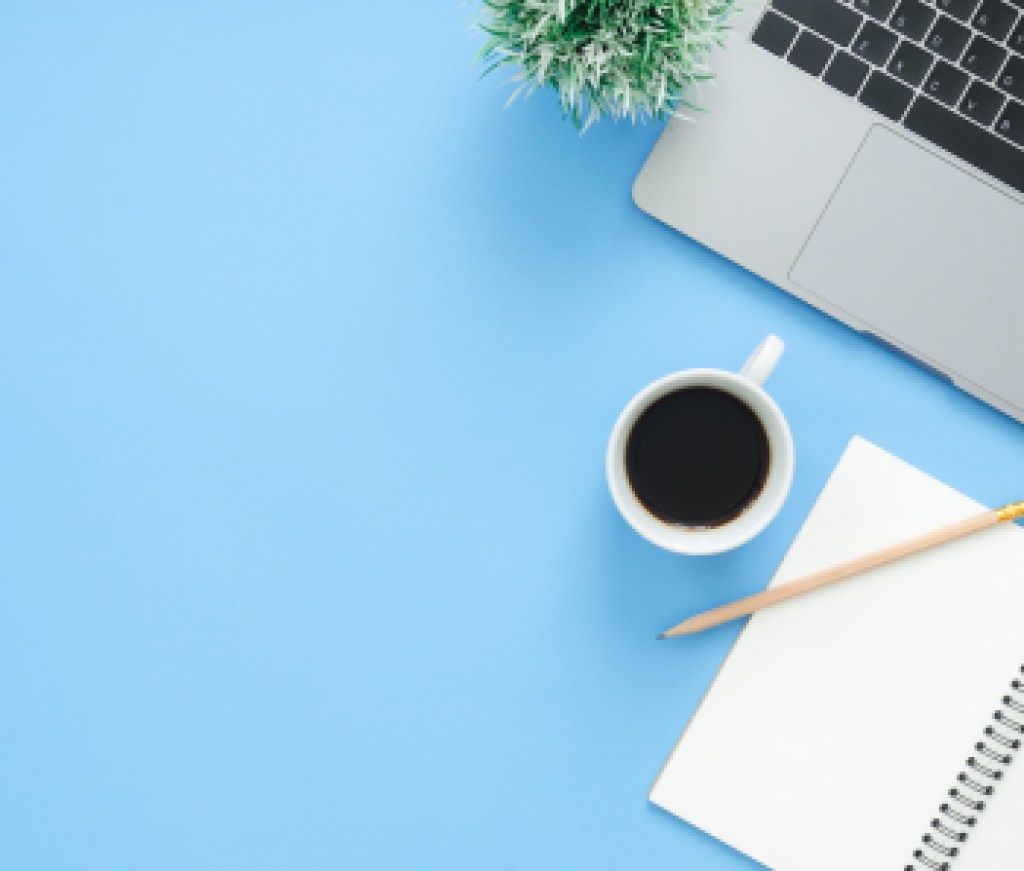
[925,15,972,61]
[788,30,835,76]
[935,0,982,21]
[996,55,1024,100]
[858,70,915,119]
[1011,19,1024,53]
[995,99,1024,145]
[824,50,871,95]
[1011,20,1024,53]
[890,0,937,40]
[972,0,1018,40]
[960,79,1006,124]
[904,96,1024,193]
[888,40,935,86]
[852,21,899,65]
[962,36,1008,82]
[924,61,971,105]
[771,0,862,46]
[851,0,898,20]
[752,10,799,56]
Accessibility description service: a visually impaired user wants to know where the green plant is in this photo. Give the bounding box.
[479,0,740,131]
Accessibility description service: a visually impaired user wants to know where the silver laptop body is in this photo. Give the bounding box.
[634,0,1024,422]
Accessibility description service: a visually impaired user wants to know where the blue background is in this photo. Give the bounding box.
[2,4,1023,869]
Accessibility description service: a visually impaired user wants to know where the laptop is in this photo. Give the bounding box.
[633,0,1024,423]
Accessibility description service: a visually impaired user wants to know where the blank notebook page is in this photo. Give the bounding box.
[650,437,1024,871]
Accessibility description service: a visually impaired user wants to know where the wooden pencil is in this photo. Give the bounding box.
[658,500,1024,639]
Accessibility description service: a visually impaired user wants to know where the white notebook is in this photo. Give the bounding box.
[651,437,1024,871]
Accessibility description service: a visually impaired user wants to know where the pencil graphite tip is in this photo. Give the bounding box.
[656,632,668,640]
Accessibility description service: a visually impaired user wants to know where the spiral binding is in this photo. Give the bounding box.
[904,664,1024,871]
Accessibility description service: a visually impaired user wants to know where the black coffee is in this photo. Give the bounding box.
[625,387,770,527]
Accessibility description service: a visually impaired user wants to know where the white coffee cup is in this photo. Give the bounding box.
[606,335,793,555]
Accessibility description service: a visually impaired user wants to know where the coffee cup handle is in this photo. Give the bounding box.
[739,335,784,386]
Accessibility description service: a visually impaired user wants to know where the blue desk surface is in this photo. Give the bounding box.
[3,5,1023,869]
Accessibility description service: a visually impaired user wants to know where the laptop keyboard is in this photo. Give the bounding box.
[752,0,1024,194]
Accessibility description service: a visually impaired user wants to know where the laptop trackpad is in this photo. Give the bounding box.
[791,125,1024,408]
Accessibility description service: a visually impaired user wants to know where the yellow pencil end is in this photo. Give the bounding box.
[996,501,1024,523]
